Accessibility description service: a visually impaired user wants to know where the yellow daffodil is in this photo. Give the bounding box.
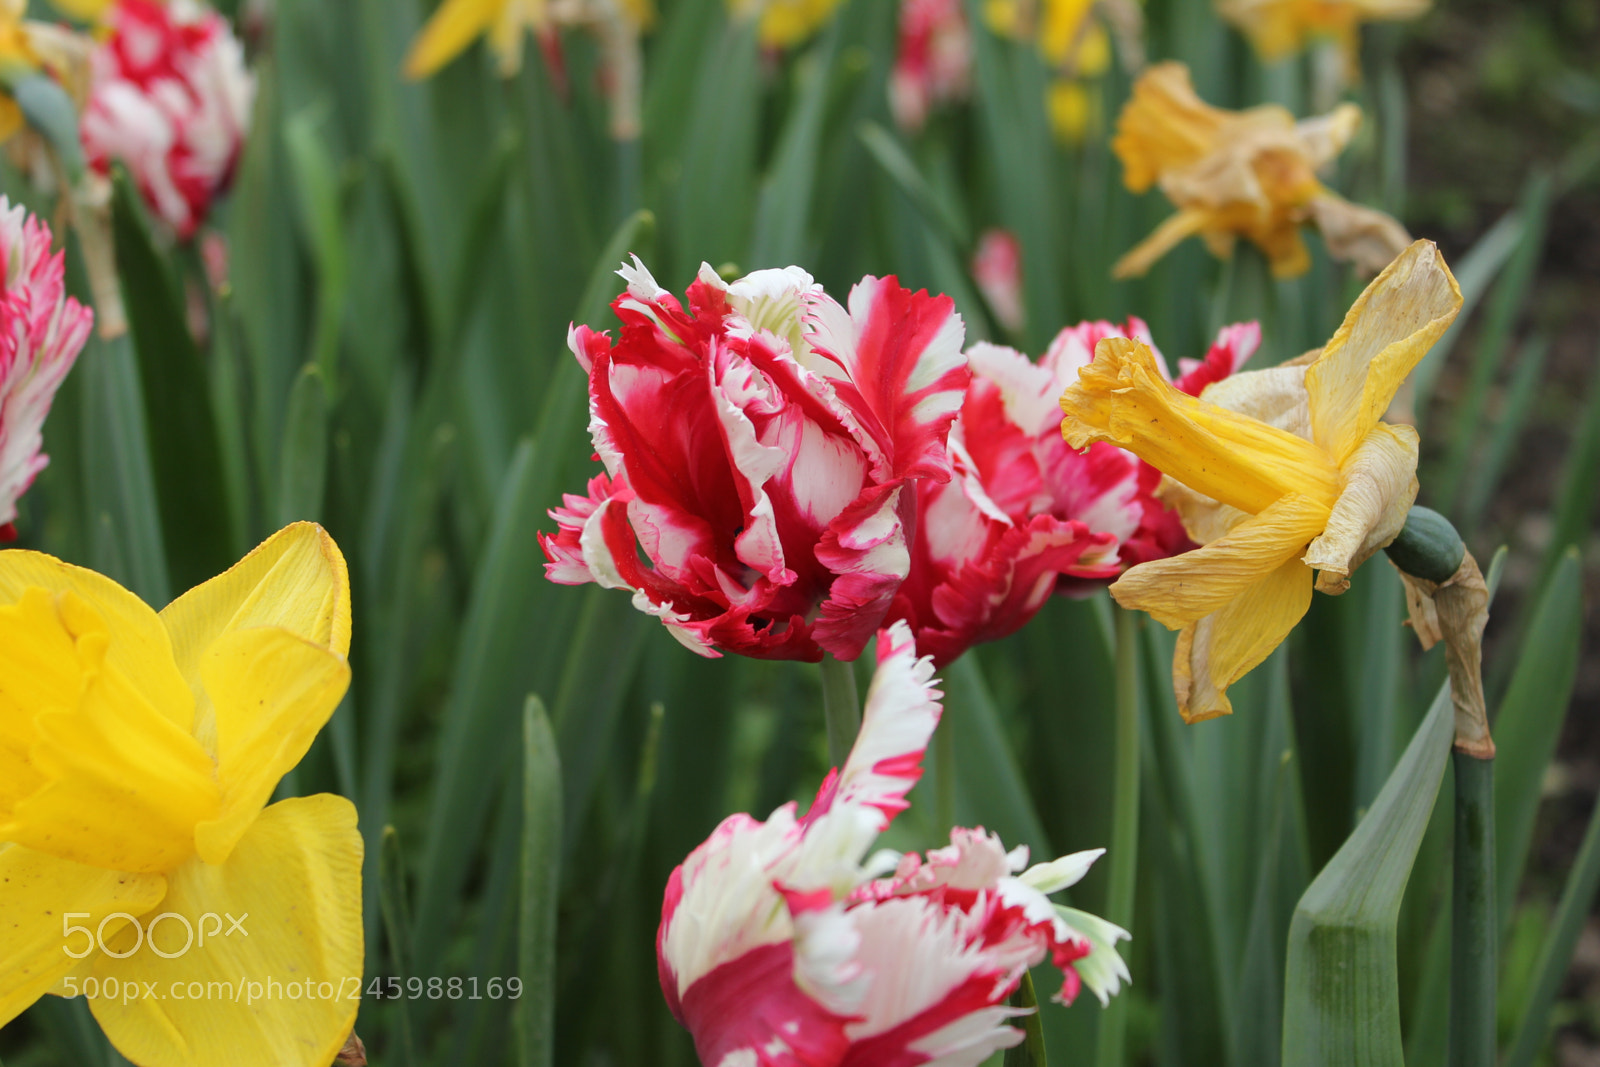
[404,0,654,79]
[46,0,113,22]
[1217,0,1429,69]
[0,523,362,1067]
[727,0,843,49]
[1111,61,1411,279]
[985,0,1116,143]
[1060,240,1461,721]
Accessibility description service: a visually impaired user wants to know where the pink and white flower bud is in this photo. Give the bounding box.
[0,199,94,541]
[657,622,1129,1066]
[970,229,1024,334]
[541,260,970,662]
[82,0,255,240]
[889,0,971,132]
[883,318,1259,664]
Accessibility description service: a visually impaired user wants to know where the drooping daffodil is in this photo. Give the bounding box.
[1060,240,1462,721]
[0,523,363,1067]
[404,0,654,79]
[1216,0,1430,72]
[1111,61,1412,279]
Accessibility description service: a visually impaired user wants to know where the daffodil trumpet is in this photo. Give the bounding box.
[1060,239,1463,722]
[0,523,363,1067]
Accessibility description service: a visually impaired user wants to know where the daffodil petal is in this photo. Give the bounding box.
[1304,421,1419,593]
[0,549,193,734]
[1197,364,1311,438]
[42,0,111,19]
[159,523,350,759]
[193,629,352,866]
[1110,493,1329,629]
[1173,556,1313,722]
[90,795,363,1067]
[0,844,166,1028]
[0,588,79,812]
[402,0,503,78]
[1305,239,1462,464]
[1061,338,1341,517]
[1112,208,1211,279]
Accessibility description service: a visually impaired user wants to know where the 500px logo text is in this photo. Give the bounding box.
[62,911,249,959]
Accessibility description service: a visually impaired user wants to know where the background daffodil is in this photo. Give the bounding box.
[0,523,362,1067]
[1111,60,1412,279]
[1060,240,1462,722]
[1216,0,1430,70]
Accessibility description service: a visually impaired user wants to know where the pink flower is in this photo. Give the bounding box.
[541,260,970,662]
[82,0,255,239]
[0,199,94,541]
[657,622,1129,1066]
[883,319,1259,664]
[889,0,971,132]
[970,229,1024,335]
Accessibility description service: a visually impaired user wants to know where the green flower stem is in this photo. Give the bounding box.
[1449,750,1496,1067]
[1097,605,1142,1067]
[936,714,955,834]
[821,655,861,770]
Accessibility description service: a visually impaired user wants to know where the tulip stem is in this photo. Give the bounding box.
[820,655,861,769]
[1097,606,1141,1067]
[1449,750,1496,1067]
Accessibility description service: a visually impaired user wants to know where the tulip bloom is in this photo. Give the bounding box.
[542,260,970,662]
[0,199,94,543]
[1111,61,1411,279]
[1060,240,1461,721]
[1216,0,1429,68]
[888,317,1257,665]
[970,229,1023,334]
[0,523,363,1067]
[658,621,1129,1065]
[889,0,971,133]
[80,0,254,240]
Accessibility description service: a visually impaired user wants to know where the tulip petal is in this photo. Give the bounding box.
[159,524,351,758]
[1061,338,1341,517]
[1173,556,1313,721]
[192,629,353,866]
[0,551,193,734]
[807,275,969,484]
[1303,421,1419,593]
[4,591,219,873]
[402,0,502,78]
[90,795,363,1067]
[1109,493,1329,629]
[1305,239,1462,464]
[814,484,912,660]
[0,843,166,1029]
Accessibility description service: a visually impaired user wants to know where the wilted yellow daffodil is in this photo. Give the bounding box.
[1060,240,1461,721]
[0,523,362,1067]
[405,0,653,79]
[1217,0,1429,69]
[1111,61,1411,279]
[0,0,94,142]
[728,0,843,49]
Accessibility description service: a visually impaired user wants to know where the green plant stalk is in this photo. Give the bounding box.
[517,696,562,1067]
[1096,606,1141,1067]
[1004,970,1049,1066]
[936,715,955,834]
[821,654,861,769]
[1449,751,1496,1067]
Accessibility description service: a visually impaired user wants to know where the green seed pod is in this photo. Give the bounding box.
[1385,505,1466,583]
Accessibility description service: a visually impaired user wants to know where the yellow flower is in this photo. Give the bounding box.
[1216,0,1429,67]
[987,0,1114,143]
[1060,240,1462,721]
[728,0,844,49]
[1110,61,1411,279]
[404,0,655,79]
[0,524,362,1067]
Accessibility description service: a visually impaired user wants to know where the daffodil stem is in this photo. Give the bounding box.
[820,655,861,769]
[1449,750,1496,1067]
[1097,606,1141,1067]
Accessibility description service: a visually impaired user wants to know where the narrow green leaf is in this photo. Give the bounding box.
[1450,751,1497,1067]
[111,173,232,591]
[821,654,861,770]
[1536,341,1600,595]
[1004,971,1049,1067]
[1096,607,1142,1067]
[283,104,350,379]
[447,128,521,345]
[275,365,329,525]
[517,696,561,1067]
[378,825,419,1067]
[1458,334,1547,532]
[748,29,838,268]
[1502,790,1600,1067]
[1282,682,1453,1066]
[577,210,658,328]
[857,121,970,249]
[945,653,1053,857]
[1493,548,1584,932]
